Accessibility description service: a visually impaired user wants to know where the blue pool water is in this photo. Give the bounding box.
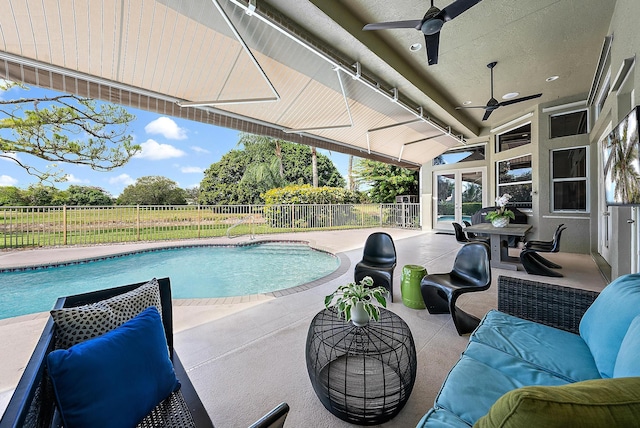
[0,243,340,320]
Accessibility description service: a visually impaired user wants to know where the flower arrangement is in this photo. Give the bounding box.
[324,276,387,323]
[485,193,516,222]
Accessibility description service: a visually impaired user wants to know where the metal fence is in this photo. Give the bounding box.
[0,203,421,249]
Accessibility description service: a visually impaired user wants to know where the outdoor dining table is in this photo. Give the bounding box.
[464,223,532,271]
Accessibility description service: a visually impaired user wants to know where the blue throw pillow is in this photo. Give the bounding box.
[614,314,640,378]
[47,306,180,428]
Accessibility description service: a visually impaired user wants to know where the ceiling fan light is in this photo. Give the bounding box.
[546,75,560,82]
[410,43,422,52]
[502,92,520,100]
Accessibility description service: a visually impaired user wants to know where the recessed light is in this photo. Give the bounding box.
[546,75,559,82]
[409,43,422,52]
[502,92,519,100]
[463,101,473,105]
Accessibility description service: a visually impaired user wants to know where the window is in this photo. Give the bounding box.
[433,146,485,165]
[552,147,588,212]
[496,123,531,153]
[497,154,532,208]
[550,110,588,138]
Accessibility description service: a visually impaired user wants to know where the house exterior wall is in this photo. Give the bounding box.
[421,0,640,272]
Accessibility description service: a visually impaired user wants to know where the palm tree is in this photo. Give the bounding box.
[610,120,640,203]
[312,146,318,188]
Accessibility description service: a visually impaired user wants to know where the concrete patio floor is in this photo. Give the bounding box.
[0,228,608,427]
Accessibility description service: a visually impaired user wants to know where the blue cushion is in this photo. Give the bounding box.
[580,273,640,378]
[434,353,570,426]
[463,342,579,387]
[614,315,640,378]
[471,310,600,382]
[47,307,180,428]
[416,407,472,427]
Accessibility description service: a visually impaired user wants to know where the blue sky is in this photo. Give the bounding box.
[0,84,351,197]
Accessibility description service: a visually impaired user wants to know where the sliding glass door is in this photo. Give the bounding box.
[433,168,486,231]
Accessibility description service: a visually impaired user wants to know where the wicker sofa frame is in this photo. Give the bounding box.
[0,277,212,428]
[497,275,601,333]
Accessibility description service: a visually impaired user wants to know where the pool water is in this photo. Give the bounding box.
[0,243,340,320]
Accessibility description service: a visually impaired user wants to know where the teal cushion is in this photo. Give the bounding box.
[47,307,180,428]
[471,310,599,382]
[463,342,579,387]
[614,315,640,378]
[434,353,570,425]
[580,273,640,378]
[417,407,472,427]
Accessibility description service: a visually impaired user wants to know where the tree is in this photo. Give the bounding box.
[63,185,113,205]
[0,186,27,206]
[117,176,187,205]
[200,137,345,205]
[353,159,418,203]
[0,81,138,182]
[23,184,60,206]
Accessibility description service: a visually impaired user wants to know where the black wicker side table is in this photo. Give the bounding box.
[305,308,417,425]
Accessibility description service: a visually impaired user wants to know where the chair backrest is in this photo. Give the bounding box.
[362,232,397,265]
[462,220,479,239]
[451,242,491,288]
[452,222,469,243]
[549,226,567,252]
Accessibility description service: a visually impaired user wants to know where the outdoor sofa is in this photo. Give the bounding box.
[418,274,640,427]
[0,277,287,428]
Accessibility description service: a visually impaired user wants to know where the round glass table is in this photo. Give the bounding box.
[305,307,417,425]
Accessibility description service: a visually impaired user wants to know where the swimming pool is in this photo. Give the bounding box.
[0,242,340,320]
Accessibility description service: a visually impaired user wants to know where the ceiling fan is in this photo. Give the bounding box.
[362,0,483,66]
[456,61,543,121]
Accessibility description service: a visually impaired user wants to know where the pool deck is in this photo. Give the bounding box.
[0,228,608,426]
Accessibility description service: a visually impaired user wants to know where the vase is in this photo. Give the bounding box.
[350,301,369,327]
[491,217,510,228]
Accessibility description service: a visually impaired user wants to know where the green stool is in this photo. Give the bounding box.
[401,264,427,309]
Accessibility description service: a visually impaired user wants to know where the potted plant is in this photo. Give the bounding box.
[485,193,515,227]
[324,276,388,326]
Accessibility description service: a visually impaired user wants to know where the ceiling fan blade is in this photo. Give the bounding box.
[482,109,493,121]
[455,105,487,109]
[441,0,483,21]
[363,20,422,31]
[424,32,440,65]
[499,93,542,106]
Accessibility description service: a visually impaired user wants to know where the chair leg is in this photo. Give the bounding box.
[420,284,450,314]
[529,251,562,269]
[448,291,481,335]
[520,250,563,277]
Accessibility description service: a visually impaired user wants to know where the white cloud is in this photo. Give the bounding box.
[109,174,135,186]
[133,139,186,160]
[144,117,188,140]
[180,166,204,173]
[191,146,210,154]
[64,174,89,184]
[0,175,18,186]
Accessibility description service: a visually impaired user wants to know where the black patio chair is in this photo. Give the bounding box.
[420,241,491,335]
[453,222,489,246]
[520,226,567,277]
[354,232,397,302]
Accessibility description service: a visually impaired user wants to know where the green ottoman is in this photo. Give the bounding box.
[401,265,427,309]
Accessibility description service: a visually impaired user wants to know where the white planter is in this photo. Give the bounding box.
[491,217,510,228]
[350,301,370,327]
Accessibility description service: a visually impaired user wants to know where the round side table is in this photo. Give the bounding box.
[305,308,417,425]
